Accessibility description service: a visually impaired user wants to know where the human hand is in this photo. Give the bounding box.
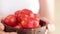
[0,31,17,34]
[40,17,55,32]
[0,23,4,31]
[0,22,17,34]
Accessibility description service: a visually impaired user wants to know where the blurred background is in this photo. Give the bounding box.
[54,0,60,34]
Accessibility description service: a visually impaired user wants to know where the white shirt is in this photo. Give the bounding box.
[0,0,40,18]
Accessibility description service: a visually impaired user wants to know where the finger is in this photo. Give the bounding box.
[9,32,17,34]
[0,23,4,31]
[0,31,17,34]
[0,31,6,34]
[5,32,10,34]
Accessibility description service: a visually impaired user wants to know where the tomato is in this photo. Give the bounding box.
[21,20,33,28]
[33,20,40,28]
[4,15,18,27]
[33,14,40,28]
[21,18,40,28]
[22,9,32,14]
[34,14,40,21]
[15,10,22,22]
[15,10,21,17]
[22,9,33,17]
[15,9,34,23]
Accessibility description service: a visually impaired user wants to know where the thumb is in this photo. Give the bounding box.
[9,32,17,34]
[0,23,4,31]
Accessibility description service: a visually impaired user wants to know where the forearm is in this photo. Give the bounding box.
[40,0,55,33]
[40,0,54,23]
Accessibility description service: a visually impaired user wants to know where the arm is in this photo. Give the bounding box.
[40,0,55,32]
[40,0,54,23]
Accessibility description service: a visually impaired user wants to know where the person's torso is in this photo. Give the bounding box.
[0,0,40,18]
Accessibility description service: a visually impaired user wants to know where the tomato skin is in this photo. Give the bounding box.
[22,9,32,14]
[15,10,22,22]
[15,9,33,22]
[21,19,34,28]
[21,18,40,28]
[4,15,18,27]
[33,14,40,28]
[15,10,21,17]
[34,14,40,21]
[22,9,33,17]
[33,20,39,28]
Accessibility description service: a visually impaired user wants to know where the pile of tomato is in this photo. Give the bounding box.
[4,9,41,29]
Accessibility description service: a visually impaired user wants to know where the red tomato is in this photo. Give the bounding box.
[22,9,32,14]
[20,9,34,20]
[20,14,30,20]
[21,18,40,28]
[15,10,22,22]
[20,18,33,28]
[15,10,21,17]
[15,9,34,23]
[22,9,33,17]
[4,15,18,27]
[34,14,40,21]
[33,20,40,28]
[33,14,40,28]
